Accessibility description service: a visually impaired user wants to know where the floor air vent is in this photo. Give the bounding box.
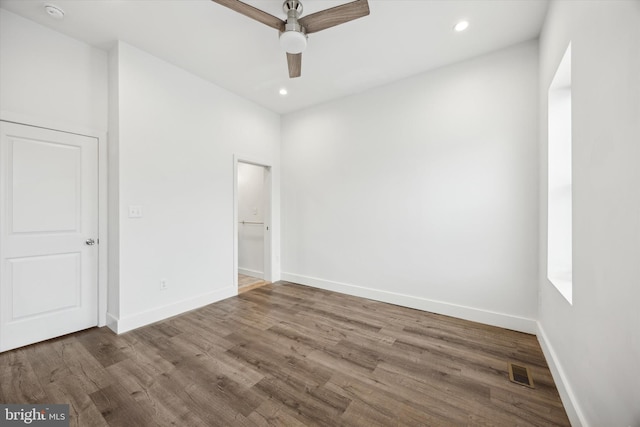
[508,362,535,388]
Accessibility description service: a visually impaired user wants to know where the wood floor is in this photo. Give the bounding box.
[238,273,269,294]
[0,282,570,426]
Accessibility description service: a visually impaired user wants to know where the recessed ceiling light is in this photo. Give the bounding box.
[454,20,469,32]
[44,4,65,20]
[279,88,288,96]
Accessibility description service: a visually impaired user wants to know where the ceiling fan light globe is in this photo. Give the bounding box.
[280,30,307,54]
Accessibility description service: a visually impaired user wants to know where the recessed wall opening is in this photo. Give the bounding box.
[234,157,273,294]
[547,42,573,304]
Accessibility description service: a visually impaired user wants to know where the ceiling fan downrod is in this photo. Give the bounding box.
[283,0,304,22]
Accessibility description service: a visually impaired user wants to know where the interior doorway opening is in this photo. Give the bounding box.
[235,159,272,294]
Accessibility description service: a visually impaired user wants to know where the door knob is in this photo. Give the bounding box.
[85,238,96,246]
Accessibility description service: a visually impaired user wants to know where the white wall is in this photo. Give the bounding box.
[281,41,540,333]
[537,2,640,426]
[238,162,266,277]
[109,42,281,332]
[0,9,107,133]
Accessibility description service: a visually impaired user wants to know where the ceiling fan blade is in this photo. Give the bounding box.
[298,0,369,34]
[287,53,302,78]
[211,0,285,32]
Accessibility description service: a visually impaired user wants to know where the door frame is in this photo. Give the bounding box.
[0,112,108,328]
[233,154,273,290]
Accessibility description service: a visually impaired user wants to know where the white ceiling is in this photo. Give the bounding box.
[0,0,549,114]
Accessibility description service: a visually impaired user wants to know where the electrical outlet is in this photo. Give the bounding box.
[160,279,168,290]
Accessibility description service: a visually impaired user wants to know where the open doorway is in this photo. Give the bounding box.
[235,158,272,294]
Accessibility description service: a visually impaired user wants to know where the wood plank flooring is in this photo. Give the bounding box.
[0,282,570,426]
[238,274,269,294]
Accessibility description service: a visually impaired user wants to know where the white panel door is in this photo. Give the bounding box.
[0,121,98,352]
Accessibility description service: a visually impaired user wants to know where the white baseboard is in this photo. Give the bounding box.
[106,312,119,333]
[281,272,537,334]
[537,322,588,427]
[238,268,264,279]
[108,286,237,334]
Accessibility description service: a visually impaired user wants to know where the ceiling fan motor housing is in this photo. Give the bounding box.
[280,0,307,54]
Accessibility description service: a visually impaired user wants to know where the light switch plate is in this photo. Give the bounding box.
[128,205,143,218]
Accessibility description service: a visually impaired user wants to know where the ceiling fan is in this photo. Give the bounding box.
[211,0,370,78]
